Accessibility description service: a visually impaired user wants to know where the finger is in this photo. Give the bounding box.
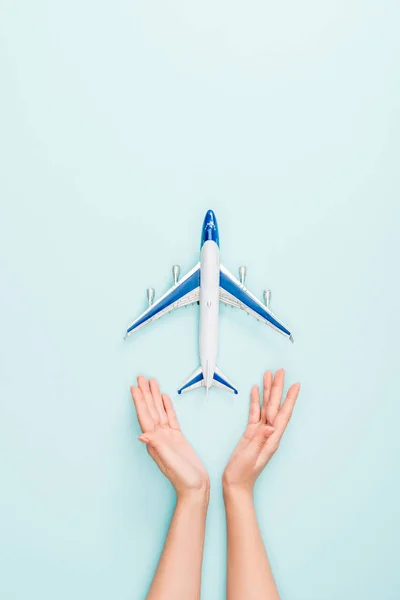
[252,424,275,444]
[262,424,275,438]
[261,371,272,423]
[245,425,275,459]
[253,424,275,442]
[266,369,285,425]
[130,386,154,432]
[273,382,301,437]
[162,394,180,430]
[248,385,261,424]
[149,378,168,427]
[137,375,159,426]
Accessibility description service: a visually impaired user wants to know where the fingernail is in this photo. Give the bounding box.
[138,435,149,443]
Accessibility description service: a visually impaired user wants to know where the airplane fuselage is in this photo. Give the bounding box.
[199,240,220,390]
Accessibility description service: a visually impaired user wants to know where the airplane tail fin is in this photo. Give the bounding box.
[177,365,238,395]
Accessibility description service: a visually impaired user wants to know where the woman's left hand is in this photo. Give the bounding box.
[222,369,300,494]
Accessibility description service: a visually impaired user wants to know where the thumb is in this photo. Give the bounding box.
[262,425,275,438]
[138,432,158,447]
[249,425,275,450]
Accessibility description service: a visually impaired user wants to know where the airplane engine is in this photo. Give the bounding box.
[172,264,180,284]
[263,289,271,308]
[239,265,247,285]
[147,287,155,306]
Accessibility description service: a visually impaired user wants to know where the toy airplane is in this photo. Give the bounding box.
[124,210,293,395]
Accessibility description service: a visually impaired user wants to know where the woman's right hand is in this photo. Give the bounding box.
[222,369,300,494]
[131,376,210,501]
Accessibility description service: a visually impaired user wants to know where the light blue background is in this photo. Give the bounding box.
[1,2,399,599]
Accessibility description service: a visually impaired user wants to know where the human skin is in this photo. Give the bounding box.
[222,369,301,600]
[131,370,300,600]
[130,376,210,600]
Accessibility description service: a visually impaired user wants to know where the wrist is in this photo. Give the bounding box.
[177,482,210,508]
[222,481,254,504]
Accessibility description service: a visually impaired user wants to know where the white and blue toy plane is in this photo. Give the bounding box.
[124,210,293,395]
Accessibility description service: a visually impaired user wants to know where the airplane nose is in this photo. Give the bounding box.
[201,209,219,248]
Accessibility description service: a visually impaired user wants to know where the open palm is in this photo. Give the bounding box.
[131,376,209,497]
[223,369,300,492]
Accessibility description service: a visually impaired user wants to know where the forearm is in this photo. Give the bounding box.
[146,487,209,600]
[224,485,280,600]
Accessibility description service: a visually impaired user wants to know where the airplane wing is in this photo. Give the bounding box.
[219,264,293,340]
[124,263,200,337]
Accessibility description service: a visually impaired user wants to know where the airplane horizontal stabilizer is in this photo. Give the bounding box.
[213,366,238,394]
[177,366,204,394]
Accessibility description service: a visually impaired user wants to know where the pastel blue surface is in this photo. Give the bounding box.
[1,2,400,599]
